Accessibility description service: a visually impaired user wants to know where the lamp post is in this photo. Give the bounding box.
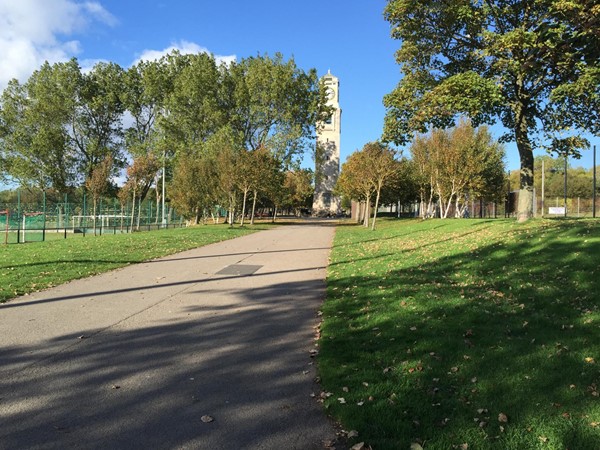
[563,154,567,218]
[594,145,597,218]
[161,148,166,227]
[541,159,545,218]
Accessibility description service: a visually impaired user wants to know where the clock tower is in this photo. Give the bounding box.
[312,70,341,216]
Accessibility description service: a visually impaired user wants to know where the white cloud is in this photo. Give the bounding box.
[134,40,236,67]
[0,0,116,89]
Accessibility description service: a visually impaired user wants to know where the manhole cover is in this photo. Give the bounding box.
[216,264,262,276]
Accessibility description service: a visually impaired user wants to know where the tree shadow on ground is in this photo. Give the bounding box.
[0,278,337,450]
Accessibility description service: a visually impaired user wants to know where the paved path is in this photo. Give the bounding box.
[0,225,338,449]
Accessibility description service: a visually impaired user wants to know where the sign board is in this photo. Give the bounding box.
[548,207,565,215]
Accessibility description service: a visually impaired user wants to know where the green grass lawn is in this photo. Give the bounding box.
[0,224,266,302]
[320,218,600,450]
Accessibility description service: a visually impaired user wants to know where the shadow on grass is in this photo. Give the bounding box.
[319,220,600,449]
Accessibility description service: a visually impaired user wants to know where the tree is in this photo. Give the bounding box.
[123,58,172,215]
[224,53,330,166]
[363,142,401,230]
[248,145,282,224]
[161,52,224,154]
[336,142,400,229]
[282,169,314,216]
[383,0,599,221]
[123,155,160,230]
[85,155,113,235]
[336,149,375,227]
[169,152,218,224]
[408,122,506,218]
[235,149,257,227]
[72,62,126,183]
[0,60,80,191]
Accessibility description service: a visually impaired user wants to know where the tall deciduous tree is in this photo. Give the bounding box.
[72,62,126,183]
[336,149,375,227]
[336,142,400,229]
[249,145,282,224]
[383,0,599,221]
[282,169,314,217]
[409,122,506,218]
[225,53,329,166]
[123,57,173,217]
[162,52,224,154]
[169,152,218,224]
[85,155,113,235]
[365,142,401,230]
[0,60,80,191]
[123,155,161,230]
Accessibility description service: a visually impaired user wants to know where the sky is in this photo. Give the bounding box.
[0,0,598,181]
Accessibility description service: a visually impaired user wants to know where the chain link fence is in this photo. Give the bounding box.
[0,192,184,244]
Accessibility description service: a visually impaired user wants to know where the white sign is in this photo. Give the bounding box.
[548,207,565,215]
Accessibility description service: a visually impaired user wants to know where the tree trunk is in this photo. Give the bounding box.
[130,190,136,230]
[155,184,160,224]
[92,198,97,236]
[371,187,381,230]
[250,190,258,225]
[515,95,534,222]
[240,189,248,227]
[120,204,124,231]
[363,194,371,228]
[136,196,142,231]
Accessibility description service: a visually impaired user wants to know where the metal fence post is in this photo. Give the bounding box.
[83,192,86,237]
[593,145,597,218]
[17,190,21,244]
[43,191,47,242]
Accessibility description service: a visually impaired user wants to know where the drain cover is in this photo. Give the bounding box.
[216,264,262,276]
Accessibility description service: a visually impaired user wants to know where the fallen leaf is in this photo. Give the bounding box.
[111,384,120,390]
[538,436,548,443]
[201,415,214,423]
[347,430,359,438]
[337,397,346,404]
[410,443,424,450]
[584,357,595,364]
[498,413,508,423]
[351,443,366,450]
[343,386,349,392]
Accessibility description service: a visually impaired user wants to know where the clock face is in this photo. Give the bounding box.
[326,87,335,100]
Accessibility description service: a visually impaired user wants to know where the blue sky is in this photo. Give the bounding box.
[1,0,598,177]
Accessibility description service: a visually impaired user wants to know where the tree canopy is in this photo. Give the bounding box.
[0,52,327,224]
[383,0,599,221]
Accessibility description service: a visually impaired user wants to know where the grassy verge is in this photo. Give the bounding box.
[0,224,268,302]
[319,218,600,449]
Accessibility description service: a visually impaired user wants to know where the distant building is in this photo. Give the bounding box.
[312,71,341,216]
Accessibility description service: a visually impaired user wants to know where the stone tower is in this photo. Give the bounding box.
[312,71,341,216]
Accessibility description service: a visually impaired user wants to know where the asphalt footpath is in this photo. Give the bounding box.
[0,224,340,450]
